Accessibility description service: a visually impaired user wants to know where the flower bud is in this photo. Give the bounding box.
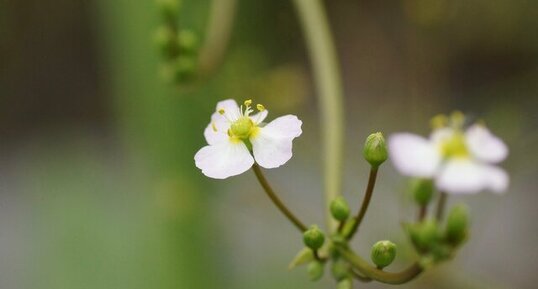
[303,225,325,251]
[173,56,197,82]
[445,204,469,246]
[363,132,388,167]
[288,248,314,270]
[307,260,324,281]
[370,240,397,269]
[156,0,181,20]
[337,278,352,289]
[331,260,350,281]
[409,178,434,206]
[409,219,440,252]
[177,29,199,54]
[330,196,350,221]
[154,26,177,58]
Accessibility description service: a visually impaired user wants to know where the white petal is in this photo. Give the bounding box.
[194,140,254,179]
[250,115,302,169]
[430,127,455,146]
[388,133,441,178]
[436,159,487,194]
[209,99,241,124]
[203,122,229,145]
[250,109,268,124]
[465,125,508,163]
[481,165,509,194]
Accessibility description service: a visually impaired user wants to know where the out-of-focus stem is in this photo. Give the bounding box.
[436,192,447,221]
[292,0,345,233]
[198,0,237,76]
[252,164,308,232]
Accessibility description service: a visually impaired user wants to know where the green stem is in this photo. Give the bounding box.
[418,204,427,221]
[292,0,345,232]
[346,167,378,239]
[252,164,307,232]
[436,192,447,221]
[337,246,423,284]
[198,0,236,76]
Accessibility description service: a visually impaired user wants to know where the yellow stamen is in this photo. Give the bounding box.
[431,114,448,129]
[211,122,218,132]
[244,99,252,106]
[218,108,225,115]
[450,111,465,128]
[256,104,265,111]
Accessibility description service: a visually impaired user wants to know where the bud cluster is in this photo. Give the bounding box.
[154,0,200,83]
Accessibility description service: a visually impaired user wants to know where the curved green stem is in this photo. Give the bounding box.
[346,167,378,240]
[198,0,237,76]
[292,0,345,233]
[337,246,423,284]
[252,164,308,232]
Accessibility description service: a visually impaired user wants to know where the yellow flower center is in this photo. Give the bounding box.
[440,133,469,158]
[230,116,254,139]
[219,99,266,141]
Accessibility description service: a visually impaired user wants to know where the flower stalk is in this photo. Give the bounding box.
[346,166,379,240]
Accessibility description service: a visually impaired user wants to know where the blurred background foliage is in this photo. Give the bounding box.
[0,0,537,288]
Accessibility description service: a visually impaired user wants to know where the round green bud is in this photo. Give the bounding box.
[177,29,199,54]
[445,204,469,246]
[331,260,350,281]
[409,178,434,206]
[370,240,397,269]
[330,196,350,221]
[410,219,440,251]
[363,132,388,167]
[307,260,324,281]
[156,0,181,20]
[303,225,325,251]
[337,278,352,289]
[154,26,177,58]
[173,56,197,82]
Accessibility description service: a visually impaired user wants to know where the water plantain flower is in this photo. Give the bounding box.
[195,99,302,179]
[388,113,508,194]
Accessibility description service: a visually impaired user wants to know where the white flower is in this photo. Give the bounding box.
[194,99,302,179]
[388,116,509,194]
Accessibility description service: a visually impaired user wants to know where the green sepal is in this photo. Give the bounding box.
[288,247,314,270]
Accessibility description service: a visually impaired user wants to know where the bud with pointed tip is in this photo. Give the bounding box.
[371,240,397,269]
[288,247,314,270]
[303,225,325,251]
[330,196,350,221]
[337,278,352,289]
[445,204,469,246]
[409,178,434,206]
[363,132,388,167]
[307,260,324,281]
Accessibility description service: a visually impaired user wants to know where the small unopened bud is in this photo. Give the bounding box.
[303,225,325,251]
[409,178,434,206]
[445,204,469,246]
[371,240,397,269]
[173,56,197,81]
[363,132,388,167]
[156,0,181,20]
[331,260,350,281]
[330,196,350,221]
[410,219,440,252]
[307,260,324,281]
[154,26,177,57]
[337,278,352,289]
[177,29,199,53]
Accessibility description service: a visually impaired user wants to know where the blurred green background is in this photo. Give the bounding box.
[1,0,537,288]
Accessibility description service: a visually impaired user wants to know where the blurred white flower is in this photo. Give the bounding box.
[195,99,302,179]
[388,114,509,194]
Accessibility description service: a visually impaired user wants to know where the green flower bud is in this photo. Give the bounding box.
[156,0,181,20]
[370,240,397,269]
[177,29,199,54]
[409,219,440,252]
[445,204,469,246]
[409,178,434,206]
[331,260,350,281]
[288,247,314,270]
[363,132,388,167]
[303,225,325,251]
[337,278,352,289]
[330,196,350,221]
[307,260,324,281]
[173,56,197,82]
[154,26,177,58]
